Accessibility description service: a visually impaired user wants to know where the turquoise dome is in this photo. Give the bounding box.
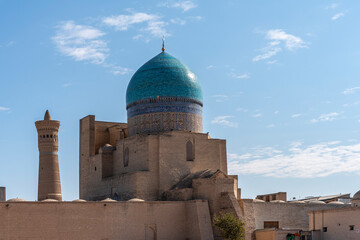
[126,52,203,107]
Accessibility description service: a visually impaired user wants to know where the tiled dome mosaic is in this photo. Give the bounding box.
[126,52,203,107]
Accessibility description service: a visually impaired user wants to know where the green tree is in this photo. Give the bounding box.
[213,212,245,240]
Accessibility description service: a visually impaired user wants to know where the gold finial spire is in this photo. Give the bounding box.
[162,36,165,52]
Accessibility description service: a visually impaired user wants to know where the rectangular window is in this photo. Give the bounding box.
[264,221,279,229]
[349,225,354,231]
[323,227,327,232]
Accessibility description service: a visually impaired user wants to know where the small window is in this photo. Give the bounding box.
[124,147,129,167]
[349,225,354,231]
[264,221,279,229]
[94,167,97,171]
[186,141,194,161]
[323,227,327,232]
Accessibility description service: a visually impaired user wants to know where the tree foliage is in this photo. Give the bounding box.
[213,212,245,240]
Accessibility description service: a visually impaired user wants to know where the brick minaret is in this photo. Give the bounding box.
[35,110,62,201]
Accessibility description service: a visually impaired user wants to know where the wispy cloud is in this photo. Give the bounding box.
[211,116,238,128]
[63,83,73,87]
[253,29,308,62]
[311,112,339,123]
[110,66,132,75]
[229,72,250,79]
[228,141,360,178]
[291,113,302,118]
[170,18,186,25]
[326,3,339,10]
[252,113,262,118]
[266,124,275,128]
[53,21,131,75]
[343,86,360,95]
[212,95,228,102]
[236,108,248,113]
[0,106,10,111]
[0,41,14,48]
[267,60,278,65]
[253,47,281,62]
[53,21,108,64]
[103,12,169,38]
[332,12,345,20]
[159,1,197,12]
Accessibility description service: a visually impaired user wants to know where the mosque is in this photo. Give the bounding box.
[0,45,359,240]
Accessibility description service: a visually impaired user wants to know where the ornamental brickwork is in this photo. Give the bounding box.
[128,112,202,136]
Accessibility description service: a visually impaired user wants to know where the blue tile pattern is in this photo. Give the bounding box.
[127,100,202,118]
[126,52,203,107]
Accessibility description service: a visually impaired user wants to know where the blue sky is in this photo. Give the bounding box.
[1,0,360,201]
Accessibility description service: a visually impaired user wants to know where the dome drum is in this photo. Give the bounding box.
[128,111,202,136]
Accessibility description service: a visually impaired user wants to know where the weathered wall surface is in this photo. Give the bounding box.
[309,207,360,240]
[158,131,227,193]
[241,199,348,240]
[0,200,213,240]
[80,116,228,202]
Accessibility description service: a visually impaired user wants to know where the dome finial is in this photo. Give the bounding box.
[44,110,51,120]
[162,36,165,52]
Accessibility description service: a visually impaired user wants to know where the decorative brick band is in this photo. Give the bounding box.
[127,100,202,118]
[40,152,58,155]
[128,112,202,136]
[126,96,203,110]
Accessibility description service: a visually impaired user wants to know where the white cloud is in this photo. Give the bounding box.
[252,113,262,118]
[229,72,250,79]
[236,108,248,113]
[53,21,108,64]
[188,16,203,21]
[228,141,360,178]
[274,111,279,114]
[63,83,72,87]
[267,29,307,50]
[253,47,281,62]
[253,29,308,62]
[311,112,339,123]
[103,12,169,38]
[0,106,10,111]
[159,1,197,12]
[267,60,278,65]
[103,12,157,30]
[332,12,345,20]
[343,86,360,95]
[266,124,275,128]
[331,12,345,20]
[326,3,339,9]
[212,95,228,102]
[170,18,186,25]
[291,113,302,118]
[211,116,238,128]
[111,66,132,75]
[53,21,131,75]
